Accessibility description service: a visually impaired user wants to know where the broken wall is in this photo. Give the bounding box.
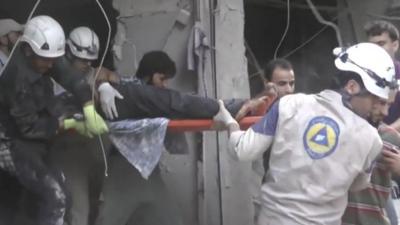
[111,0,199,224]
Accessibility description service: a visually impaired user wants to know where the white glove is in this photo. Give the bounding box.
[98,82,124,120]
[213,100,238,127]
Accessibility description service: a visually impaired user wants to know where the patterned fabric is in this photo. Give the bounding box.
[0,123,15,175]
[342,126,400,225]
[0,137,15,175]
[107,118,169,179]
[342,161,392,225]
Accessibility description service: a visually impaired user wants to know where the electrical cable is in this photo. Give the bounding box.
[94,0,112,177]
[305,0,343,47]
[282,24,329,58]
[26,0,41,21]
[273,0,290,59]
[281,11,344,58]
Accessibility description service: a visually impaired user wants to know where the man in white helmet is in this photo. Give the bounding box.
[0,15,108,225]
[213,42,398,225]
[339,20,400,225]
[49,26,117,225]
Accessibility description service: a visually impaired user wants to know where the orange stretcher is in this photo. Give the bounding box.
[167,116,263,132]
[167,95,275,132]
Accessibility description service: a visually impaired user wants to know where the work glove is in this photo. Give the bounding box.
[63,118,93,138]
[213,100,239,128]
[83,103,109,135]
[98,82,124,120]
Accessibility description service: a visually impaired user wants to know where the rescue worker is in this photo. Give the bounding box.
[50,26,109,225]
[94,57,264,122]
[0,15,108,225]
[213,42,398,225]
[96,50,185,225]
[0,18,23,71]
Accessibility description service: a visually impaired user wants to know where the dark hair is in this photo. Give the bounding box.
[364,20,399,41]
[135,51,176,79]
[330,71,366,90]
[263,58,293,81]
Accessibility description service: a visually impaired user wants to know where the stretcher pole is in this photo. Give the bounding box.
[167,95,276,132]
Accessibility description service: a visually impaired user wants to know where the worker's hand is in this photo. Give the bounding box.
[83,103,109,135]
[263,82,278,98]
[382,147,400,176]
[213,100,238,129]
[235,96,268,121]
[94,67,121,84]
[98,82,124,120]
[63,118,93,138]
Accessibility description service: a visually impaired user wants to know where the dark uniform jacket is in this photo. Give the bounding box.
[0,46,92,141]
[110,78,245,120]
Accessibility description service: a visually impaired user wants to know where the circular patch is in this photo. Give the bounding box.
[303,116,340,159]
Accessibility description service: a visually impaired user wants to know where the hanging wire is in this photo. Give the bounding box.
[367,13,400,21]
[282,8,346,59]
[305,0,343,47]
[245,40,264,79]
[93,0,112,177]
[273,0,290,59]
[282,25,329,58]
[26,0,41,21]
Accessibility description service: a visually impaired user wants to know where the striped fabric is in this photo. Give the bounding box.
[342,125,400,225]
[341,160,392,225]
[0,131,15,175]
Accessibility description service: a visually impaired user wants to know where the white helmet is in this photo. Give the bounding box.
[67,26,99,60]
[20,15,65,58]
[334,42,397,100]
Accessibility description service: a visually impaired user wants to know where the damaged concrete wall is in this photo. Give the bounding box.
[111,0,198,224]
[112,0,253,224]
[213,1,254,225]
[112,0,197,92]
